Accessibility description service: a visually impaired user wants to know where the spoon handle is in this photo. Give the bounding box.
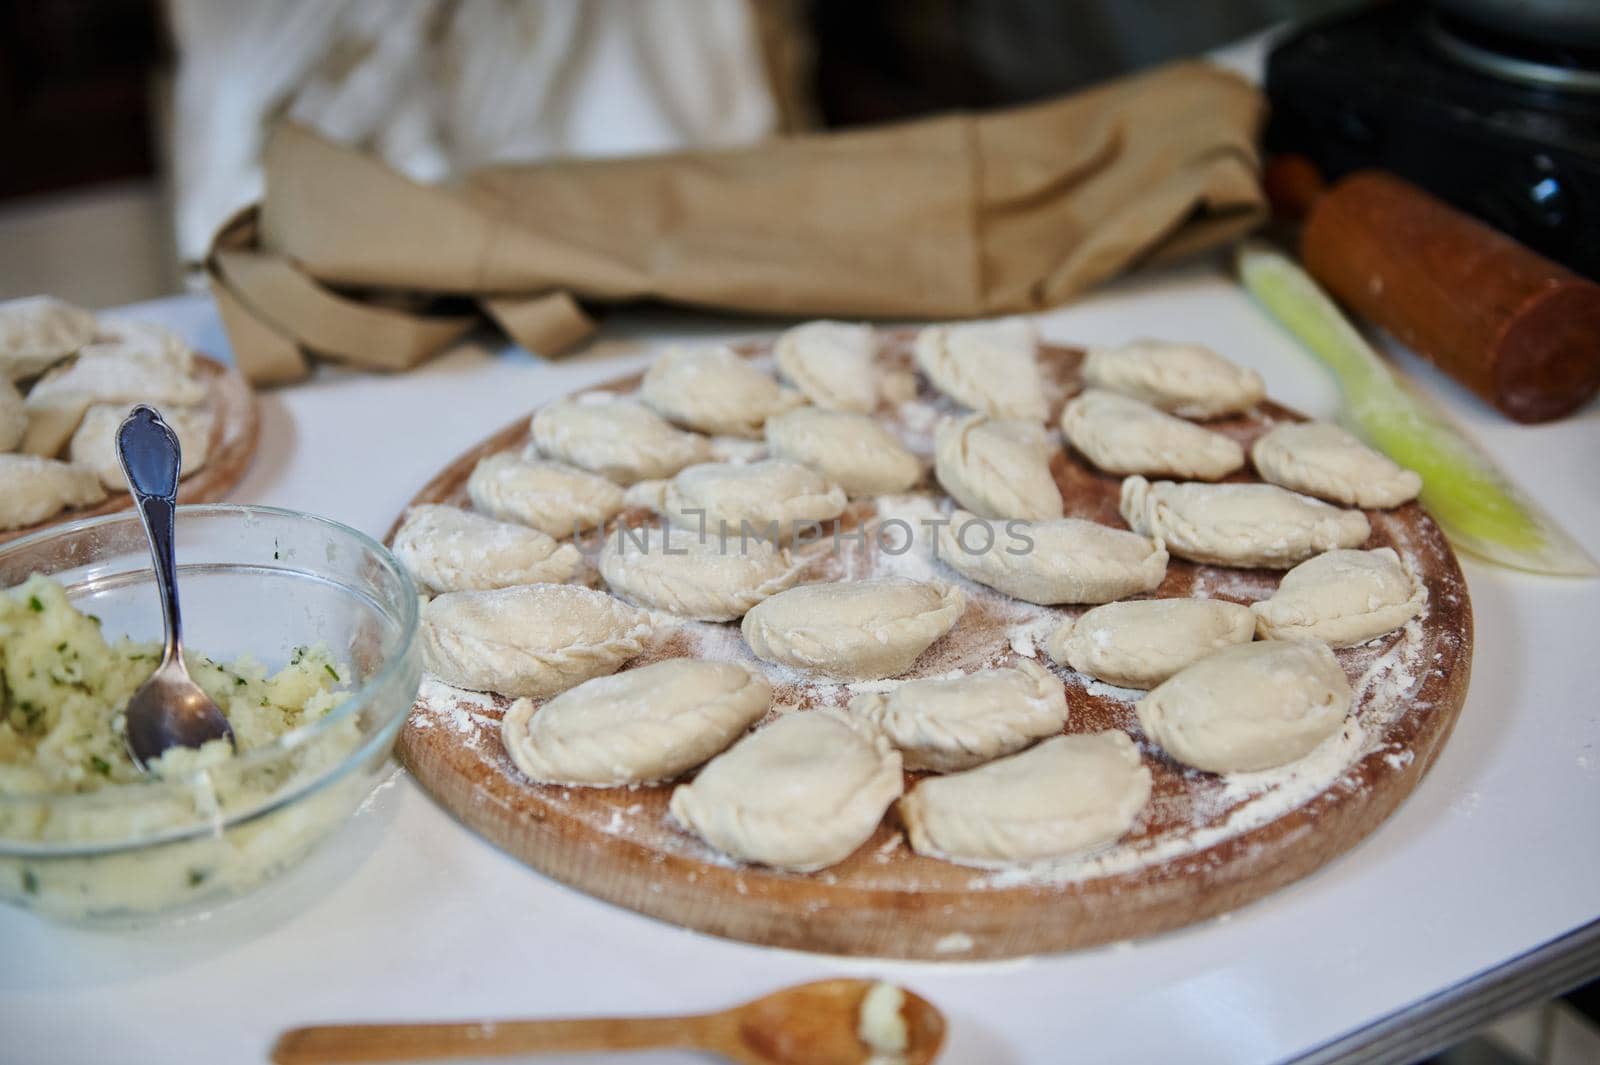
[117,406,185,666]
[271,1014,722,1064]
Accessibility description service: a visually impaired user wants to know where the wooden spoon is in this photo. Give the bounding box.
[271,978,945,1064]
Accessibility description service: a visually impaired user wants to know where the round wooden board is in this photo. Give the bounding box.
[392,336,1473,960]
[1,354,260,544]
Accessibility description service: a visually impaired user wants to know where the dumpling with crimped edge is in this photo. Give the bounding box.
[22,350,209,458]
[1137,639,1352,774]
[848,658,1067,772]
[630,459,846,545]
[1119,475,1370,569]
[1083,340,1264,419]
[0,379,24,452]
[936,509,1166,606]
[466,452,624,539]
[773,320,879,414]
[899,732,1152,866]
[529,395,710,485]
[640,345,804,438]
[0,296,97,381]
[393,503,582,594]
[69,402,215,491]
[1252,547,1426,648]
[0,453,107,530]
[913,318,1047,421]
[669,708,903,872]
[1060,388,1244,480]
[1047,597,1255,690]
[420,584,652,699]
[1251,421,1422,509]
[741,577,964,680]
[934,413,1062,521]
[501,659,771,788]
[598,524,799,621]
[764,407,921,497]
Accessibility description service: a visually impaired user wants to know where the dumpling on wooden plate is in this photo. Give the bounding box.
[899,732,1151,866]
[773,320,878,414]
[849,659,1067,772]
[529,395,710,485]
[1060,388,1244,480]
[1251,421,1422,509]
[502,659,770,787]
[937,510,1167,605]
[69,402,214,491]
[640,345,803,438]
[630,459,846,545]
[393,503,582,593]
[741,577,964,680]
[0,453,106,530]
[934,413,1062,521]
[914,318,1046,421]
[1119,475,1369,569]
[1136,639,1352,773]
[22,350,208,458]
[467,453,624,539]
[0,296,97,382]
[1252,547,1426,647]
[764,407,921,497]
[420,584,651,699]
[1047,597,1255,690]
[669,708,903,872]
[1081,340,1264,419]
[598,524,799,621]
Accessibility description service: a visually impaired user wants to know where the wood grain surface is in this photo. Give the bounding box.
[1,355,260,544]
[391,337,1473,960]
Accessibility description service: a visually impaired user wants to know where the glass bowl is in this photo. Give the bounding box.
[0,504,420,923]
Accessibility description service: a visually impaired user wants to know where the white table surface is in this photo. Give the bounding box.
[4,255,1598,1065]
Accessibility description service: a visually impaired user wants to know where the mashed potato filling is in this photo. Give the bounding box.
[0,575,348,796]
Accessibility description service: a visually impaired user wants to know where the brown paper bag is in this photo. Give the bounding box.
[208,60,1264,383]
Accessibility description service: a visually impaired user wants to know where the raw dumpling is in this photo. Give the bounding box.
[1137,639,1352,773]
[1047,597,1255,689]
[1082,340,1264,419]
[774,320,878,413]
[420,584,651,698]
[914,318,1046,421]
[640,345,803,437]
[1120,475,1370,569]
[598,524,799,621]
[0,379,24,452]
[849,659,1067,771]
[669,708,903,872]
[502,659,770,787]
[529,395,710,484]
[899,732,1151,865]
[741,577,964,680]
[467,452,625,539]
[934,413,1062,521]
[1252,547,1426,647]
[0,296,96,381]
[0,453,107,530]
[764,407,921,497]
[1060,388,1244,480]
[69,403,215,490]
[1251,421,1422,509]
[393,503,582,593]
[635,459,847,544]
[22,351,207,457]
[86,317,194,375]
[937,510,1167,605]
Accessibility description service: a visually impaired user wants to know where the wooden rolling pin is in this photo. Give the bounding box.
[1266,162,1600,424]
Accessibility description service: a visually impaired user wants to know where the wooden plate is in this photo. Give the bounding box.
[392,338,1472,960]
[1,355,259,544]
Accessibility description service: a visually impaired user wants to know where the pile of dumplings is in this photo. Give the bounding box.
[0,296,217,532]
[395,316,1430,875]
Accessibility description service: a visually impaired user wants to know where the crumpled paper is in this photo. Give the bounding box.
[207,60,1265,383]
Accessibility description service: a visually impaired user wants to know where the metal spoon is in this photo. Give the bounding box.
[270,979,946,1064]
[118,404,234,770]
